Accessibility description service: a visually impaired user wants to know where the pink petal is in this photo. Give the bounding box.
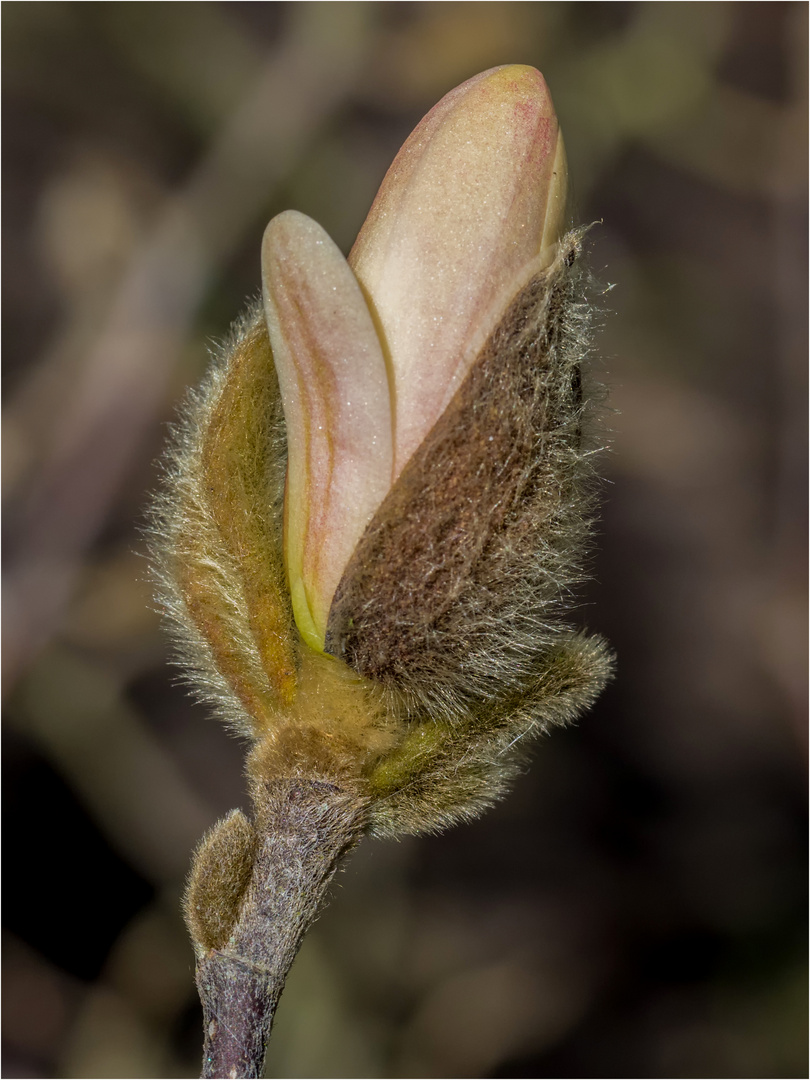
[262,211,394,651]
[349,65,567,476]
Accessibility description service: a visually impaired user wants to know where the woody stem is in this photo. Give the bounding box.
[196,778,370,1079]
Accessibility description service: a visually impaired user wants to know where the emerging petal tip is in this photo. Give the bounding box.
[349,64,568,476]
[262,211,394,652]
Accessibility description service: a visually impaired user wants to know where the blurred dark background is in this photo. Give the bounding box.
[3,4,807,1077]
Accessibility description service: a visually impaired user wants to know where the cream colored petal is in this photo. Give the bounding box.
[349,65,567,476]
[262,211,394,652]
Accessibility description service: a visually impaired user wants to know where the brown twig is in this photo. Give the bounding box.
[195,778,370,1079]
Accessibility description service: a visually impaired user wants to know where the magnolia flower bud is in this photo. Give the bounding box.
[154,65,612,842]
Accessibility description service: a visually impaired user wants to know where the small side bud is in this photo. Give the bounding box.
[184,809,257,953]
